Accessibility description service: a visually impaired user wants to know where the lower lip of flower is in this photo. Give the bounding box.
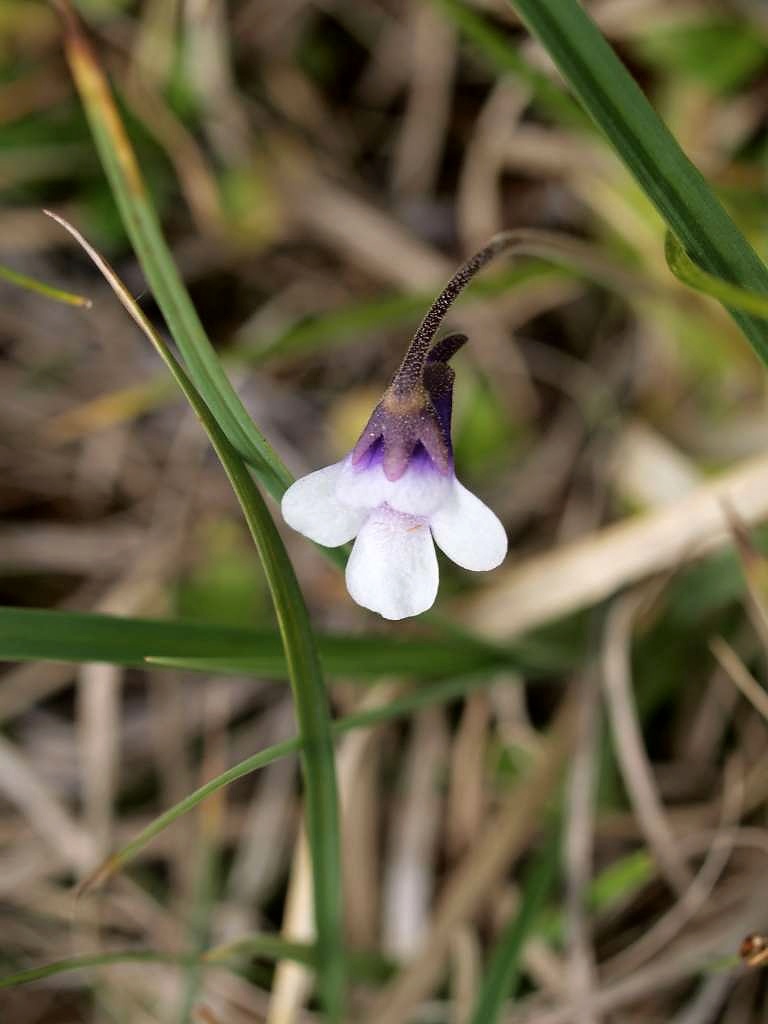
[344,503,439,620]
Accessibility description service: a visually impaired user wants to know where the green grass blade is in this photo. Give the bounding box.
[507,0,768,366]
[0,263,92,308]
[54,1,290,498]
[84,674,494,894]
[46,212,345,1021]
[0,606,287,670]
[535,849,653,945]
[84,735,300,890]
[432,0,584,127]
[0,606,514,679]
[468,823,561,1024]
[177,813,221,1022]
[666,232,768,327]
[146,649,494,677]
[0,937,394,992]
[0,937,318,990]
[0,951,219,990]
[239,262,558,363]
[239,228,675,365]
[206,937,395,984]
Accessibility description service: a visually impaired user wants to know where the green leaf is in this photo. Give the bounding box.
[0,951,225,991]
[468,821,561,1024]
[0,606,532,678]
[535,849,653,944]
[0,938,319,991]
[56,1,290,498]
[665,231,768,326]
[239,227,677,368]
[84,673,498,894]
[506,0,768,367]
[0,936,395,992]
[0,263,92,308]
[88,736,301,887]
[586,849,653,913]
[207,936,395,984]
[432,0,585,127]
[0,606,281,669]
[44,211,346,1021]
[238,262,558,363]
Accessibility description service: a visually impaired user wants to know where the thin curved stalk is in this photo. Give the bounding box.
[45,210,346,1022]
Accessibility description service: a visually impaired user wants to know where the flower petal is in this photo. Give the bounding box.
[281,462,367,546]
[345,508,439,620]
[338,450,451,517]
[430,479,507,571]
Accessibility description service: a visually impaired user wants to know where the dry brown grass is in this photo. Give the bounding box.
[2,1,768,1021]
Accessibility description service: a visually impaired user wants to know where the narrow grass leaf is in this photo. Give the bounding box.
[177,805,222,1022]
[0,937,315,991]
[45,210,345,1021]
[666,232,768,331]
[0,952,221,990]
[206,937,395,983]
[237,228,671,366]
[432,0,585,127]
[507,0,768,364]
[0,605,513,678]
[238,262,557,363]
[0,936,395,992]
[147,649,494,678]
[44,378,175,442]
[468,823,561,1024]
[83,674,494,895]
[0,606,285,669]
[535,848,653,944]
[0,263,92,308]
[54,0,290,497]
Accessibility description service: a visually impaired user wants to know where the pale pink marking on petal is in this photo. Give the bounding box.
[345,507,439,620]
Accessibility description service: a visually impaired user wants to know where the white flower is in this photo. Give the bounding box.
[281,448,507,620]
[281,232,518,620]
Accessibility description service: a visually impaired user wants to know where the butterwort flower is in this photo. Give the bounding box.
[282,234,512,620]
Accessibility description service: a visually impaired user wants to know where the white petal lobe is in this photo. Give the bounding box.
[430,479,507,571]
[345,509,439,620]
[281,462,366,547]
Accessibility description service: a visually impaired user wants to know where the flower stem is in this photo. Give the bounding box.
[391,231,529,393]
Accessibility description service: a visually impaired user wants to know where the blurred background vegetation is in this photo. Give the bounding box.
[4,0,768,1021]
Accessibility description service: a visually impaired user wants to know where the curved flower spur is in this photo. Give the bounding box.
[282,233,514,620]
